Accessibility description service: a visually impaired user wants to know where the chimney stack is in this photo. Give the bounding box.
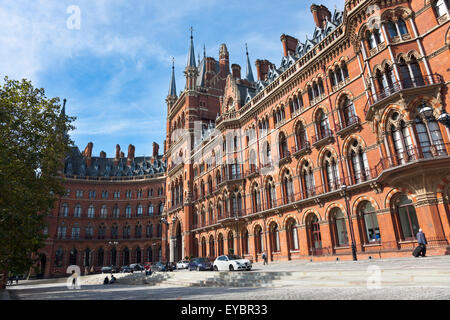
[280,34,299,57]
[255,59,274,81]
[310,4,331,28]
[231,64,241,79]
[100,151,106,158]
[127,144,135,165]
[84,142,93,167]
[114,144,121,165]
[152,142,160,158]
[219,44,230,77]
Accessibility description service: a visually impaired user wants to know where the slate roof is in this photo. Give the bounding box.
[64,147,166,178]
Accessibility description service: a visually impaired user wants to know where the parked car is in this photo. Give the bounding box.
[101,266,120,273]
[176,260,190,270]
[129,263,145,272]
[189,257,213,271]
[213,255,252,271]
[101,266,112,274]
[120,265,132,273]
[151,261,174,272]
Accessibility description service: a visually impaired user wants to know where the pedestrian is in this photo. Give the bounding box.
[103,276,109,285]
[110,274,116,284]
[84,266,89,276]
[15,275,19,285]
[90,266,94,274]
[71,270,77,288]
[416,228,427,257]
[262,252,268,265]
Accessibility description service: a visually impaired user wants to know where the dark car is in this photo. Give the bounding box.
[189,257,213,271]
[101,266,120,273]
[120,265,132,273]
[129,264,145,272]
[151,262,174,272]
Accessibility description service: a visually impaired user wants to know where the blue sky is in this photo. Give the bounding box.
[1,0,343,157]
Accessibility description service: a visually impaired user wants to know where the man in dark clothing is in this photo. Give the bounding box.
[262,252,268,265]
[416,229,427,257]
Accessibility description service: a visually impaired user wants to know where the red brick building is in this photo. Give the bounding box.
[164,0,450,264]
[38,142,166,278]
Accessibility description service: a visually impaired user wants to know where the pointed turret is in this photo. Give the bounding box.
[168,58,177,97]
[245,43,255,82]
[186,27,196,68]
[184,27,199,90]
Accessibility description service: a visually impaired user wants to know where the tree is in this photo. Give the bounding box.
[0,77,75,288]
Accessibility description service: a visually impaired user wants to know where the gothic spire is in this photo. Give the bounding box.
[245,43,255,82]
[168,58,177,97]
[186,26,196,68]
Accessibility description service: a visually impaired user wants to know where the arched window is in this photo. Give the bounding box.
[340,95,356,128]
[359,201,381,243]
[282,171,294,204]
[254,226,264,254]
[286,220,299,251]
[201,237,207,257]
[387,20,398,38]
[388,112,414,164]
[323,151,340,191]
[252,184,261,213]
[69,248,78,265]
[208,176,213,194]
[434,0,449,17]
[123,247,130,265]
[135,247,142,264]
[147,247,153,263]
[146,223,153,238]
[395,195,420,241]
[74,204,81,218]
[348,140,370,184]
[399,57,412,88]
[414,104,446,157]
[125,205,131,218]
[84,248,91,266]
[148,204,154,216]
[135,224,142,238]
[123,224,130,239]
[307,214,322,256]
[279,132,288,159]
[111,224,118,239]
[316,109,330,140]
[158,202,164,215]
[270,223,280,253]
[100,205,107,218]
[410,56,424,86]
[227,232,234,254]
[98,224,106,239]
[97,248,104,267]
[61,203,69,217]
[295,122,308,151]
[88,205,95,218]
[397,18,408,35]
[137,204,143,217]
[209,236,215,258]
[55,248,64,267]
[157,223,162,237]
[266,177,277,208]
[300,161,315,198]
[242,230,249,255]
[218,233,224,256]
[262,142,272,166]
[110,247,117,265]
[113,205,119,218]
[330,208,348,247]
[208,204,214,225]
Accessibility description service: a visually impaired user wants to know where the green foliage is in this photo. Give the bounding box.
[0,77,75,278]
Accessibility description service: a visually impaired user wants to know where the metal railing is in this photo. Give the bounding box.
[291,141,311,154]
[312,129,333,144]
[364,74,442,116]
[335,114,360,132]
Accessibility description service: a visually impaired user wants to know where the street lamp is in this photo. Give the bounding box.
[341,184,357,261]
[418,103,434,119]
[438,112,450,128]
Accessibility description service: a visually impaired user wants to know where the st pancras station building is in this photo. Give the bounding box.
[38,0,450,278]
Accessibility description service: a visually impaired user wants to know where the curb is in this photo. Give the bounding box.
[0,289,11,300]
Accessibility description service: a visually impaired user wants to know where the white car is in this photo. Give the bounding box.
[176,260,190,270]
[213,255,252,271]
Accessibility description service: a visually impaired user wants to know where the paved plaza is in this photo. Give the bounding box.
[4,255,450,300]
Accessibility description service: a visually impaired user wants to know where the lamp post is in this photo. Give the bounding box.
[341,184,357,261]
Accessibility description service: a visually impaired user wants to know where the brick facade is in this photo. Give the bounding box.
[164,0,450,264]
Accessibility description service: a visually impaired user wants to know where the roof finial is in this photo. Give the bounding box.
[168,57,177,97]
[245,43,254,82]
[187,26,196,68]
[203,44,206,58]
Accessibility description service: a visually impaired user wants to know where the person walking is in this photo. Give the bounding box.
[262,252,268,265]
[416,229,427,257]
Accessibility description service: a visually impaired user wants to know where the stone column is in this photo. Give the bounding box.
[169,237,176,262]
[414,193,446,240]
